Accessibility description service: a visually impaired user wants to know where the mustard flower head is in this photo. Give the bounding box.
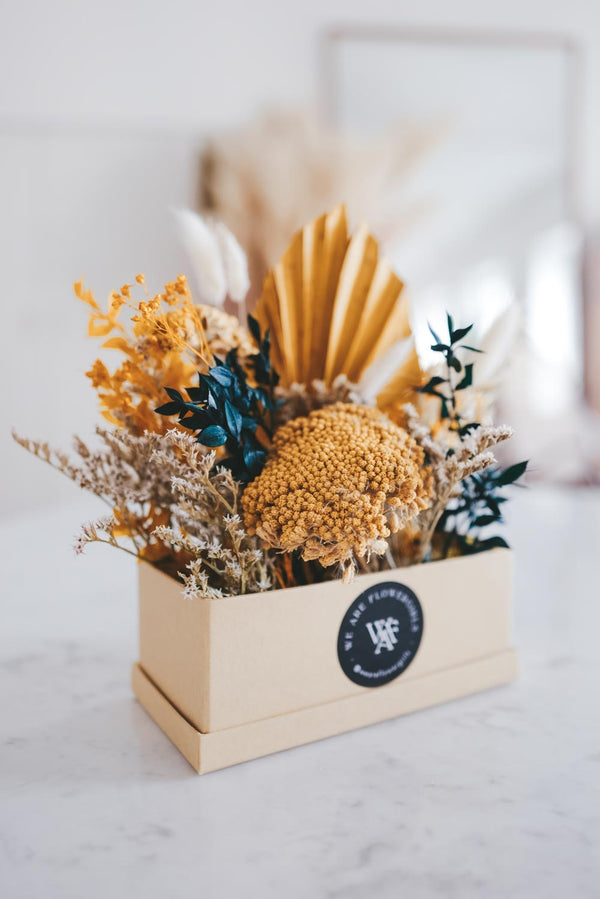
[242,403,432,577]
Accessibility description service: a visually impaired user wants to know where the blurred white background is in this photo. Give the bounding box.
[2,0,600,515]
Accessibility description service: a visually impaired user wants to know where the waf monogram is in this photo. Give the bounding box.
[365,617,400,654]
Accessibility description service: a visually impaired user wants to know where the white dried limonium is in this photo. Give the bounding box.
[151,435,273,598]
[73,515,121,556]
[396,404,514,563]
[13,426,273,598]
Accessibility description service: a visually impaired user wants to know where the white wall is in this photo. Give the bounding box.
[2,0,600,516]
[2,1,599,218]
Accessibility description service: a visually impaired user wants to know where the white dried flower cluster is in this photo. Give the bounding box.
[13,427,183,561]
[13,427,272,598]
[150,431,272,598]
[275,374,368,426]
[399,405,513,563]
[154,517,270,600]
[13,427,170,510]
[73,515,121,556]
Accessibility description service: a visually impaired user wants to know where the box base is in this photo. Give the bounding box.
[132,649,518,774]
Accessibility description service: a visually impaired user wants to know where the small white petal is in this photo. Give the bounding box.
[213,221,250,304]
[172,208,227,306]
[476,302,522,386]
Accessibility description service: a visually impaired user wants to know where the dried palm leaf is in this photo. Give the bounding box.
[254,205,423,410]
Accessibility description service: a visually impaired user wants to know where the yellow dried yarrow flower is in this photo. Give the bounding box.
[242,403,432,578]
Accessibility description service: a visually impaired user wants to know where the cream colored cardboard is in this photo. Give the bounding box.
[132,646,517,774]
[137,548,515,744]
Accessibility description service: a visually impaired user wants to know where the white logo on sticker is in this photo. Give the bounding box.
[365,617,400,654]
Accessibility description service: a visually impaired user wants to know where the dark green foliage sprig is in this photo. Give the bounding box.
[419,313,483,439]
[436,460,528,554]
[421,312,529,556]
[155,314,280,483]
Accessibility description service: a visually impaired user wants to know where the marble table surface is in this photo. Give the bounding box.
[1,486,599,898]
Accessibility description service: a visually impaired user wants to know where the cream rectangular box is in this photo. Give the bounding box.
[132,548,517,773]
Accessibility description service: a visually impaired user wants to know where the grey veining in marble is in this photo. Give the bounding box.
[1,487,599,898]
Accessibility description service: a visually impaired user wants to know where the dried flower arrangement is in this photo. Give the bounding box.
[13,205,526,596]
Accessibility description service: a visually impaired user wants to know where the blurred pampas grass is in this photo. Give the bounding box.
[199,108,443,301]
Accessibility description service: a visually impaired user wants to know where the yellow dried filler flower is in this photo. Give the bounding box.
[76,275,253,434]
[242,403,432,578]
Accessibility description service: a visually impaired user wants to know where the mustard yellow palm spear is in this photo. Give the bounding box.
[253,205,422,412]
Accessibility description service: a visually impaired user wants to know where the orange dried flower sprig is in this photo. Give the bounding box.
[242,403,432,579]
[76,274,252,435]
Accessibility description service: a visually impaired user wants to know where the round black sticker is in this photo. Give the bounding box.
[337,582,423,687]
